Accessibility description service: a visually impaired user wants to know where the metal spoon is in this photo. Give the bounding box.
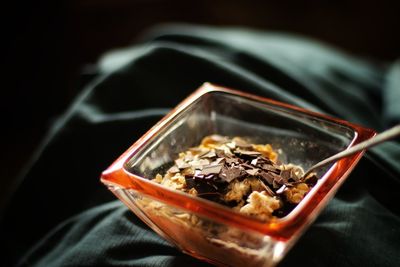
[303,124,400,178]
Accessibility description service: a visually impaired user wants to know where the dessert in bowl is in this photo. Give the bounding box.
[101,83,375,267]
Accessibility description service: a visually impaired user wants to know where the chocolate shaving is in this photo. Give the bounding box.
[245,168,259,176]
[259,181,275,196]
[226,158,239,165]
[260,171,275,185]
[289,169,300,182]
[215,149,227,158]
[224,148,234,156]
[274,175,287,186]
[193,169,203,179]
[234,150,262,158]
[258,156,274,164]
[219,166,244,183]
[189,147,206,155]
[214,157,226,164]
[194,174,205,179]
[273,179,280,189]
[281,169,291,180]
[184,176,195,189]
[200,150,217,159]
[200,164,223,176]
[175,159,191,169]
[190,159,210,170]
[241,163,255,169]
[204,174,215,180]
[262,164,280,173]
[233,138,252,148]
[161,135,321,219]
[269,172,287,188]
[192,179,220,196]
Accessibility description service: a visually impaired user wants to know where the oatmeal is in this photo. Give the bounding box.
[152,135,318,220]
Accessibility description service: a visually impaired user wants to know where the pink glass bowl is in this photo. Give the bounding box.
[101,83,376,267]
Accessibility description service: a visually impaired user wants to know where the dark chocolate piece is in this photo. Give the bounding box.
[164,136,320,219]
[258,156,274,165]
[233,138,252,148]
[196,149,211,158]
[200,164,224,176]
[226,157,239,165]
[261,164,280,173]
[273,179,280,189]
[200,150,217,159]
[245,168,259,176]
[260,171,274,185]
[184,176,196,189]
[281,169,291,180]
[214,157,226,164]
[215,149,226,158]
[241,163,255,169]
[234,150,262,158]
[259,181,275,196]
[204,174,215,180]
[288,169,301,182]
[175,159,191,169]
[274,175,286,186]
[219,166,244,183]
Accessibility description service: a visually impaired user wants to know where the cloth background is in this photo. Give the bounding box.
[1,24,399,267]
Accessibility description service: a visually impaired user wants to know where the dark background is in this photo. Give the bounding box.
[2,0,399,211]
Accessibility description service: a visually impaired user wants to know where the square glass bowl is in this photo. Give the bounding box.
[101,83,375,267]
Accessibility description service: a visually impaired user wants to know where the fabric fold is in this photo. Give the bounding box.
[1,24,399,267]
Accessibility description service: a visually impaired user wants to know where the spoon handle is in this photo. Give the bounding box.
[303,124,400,177]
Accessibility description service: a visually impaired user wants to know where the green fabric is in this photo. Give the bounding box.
[2,24,399,267]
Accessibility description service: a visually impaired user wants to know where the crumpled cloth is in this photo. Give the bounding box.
[2,24,399,267]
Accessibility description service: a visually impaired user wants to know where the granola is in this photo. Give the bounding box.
[152,135,318,220]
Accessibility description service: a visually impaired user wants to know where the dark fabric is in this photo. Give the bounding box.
[2,24,400,267]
